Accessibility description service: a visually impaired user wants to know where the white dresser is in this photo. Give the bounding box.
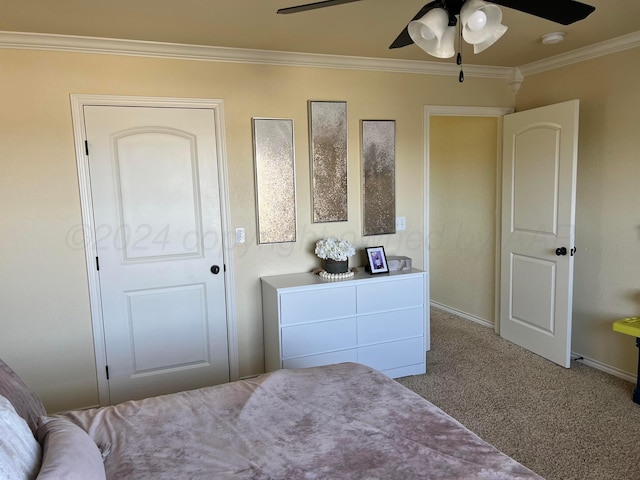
[261,269,429,378]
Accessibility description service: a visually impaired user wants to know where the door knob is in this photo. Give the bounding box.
[210,265,221,275]
[555,247,567,256]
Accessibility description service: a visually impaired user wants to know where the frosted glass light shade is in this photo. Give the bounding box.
[473,23,508,53]
[460,0,507,52]
[408,8,456,59]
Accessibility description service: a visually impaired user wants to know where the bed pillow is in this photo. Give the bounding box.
[0,394,41,480]
[0,359,47,434]
[36,416,106,480]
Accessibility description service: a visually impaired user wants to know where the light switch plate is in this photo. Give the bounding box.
[235,228,245,244]
[396,216,406,231]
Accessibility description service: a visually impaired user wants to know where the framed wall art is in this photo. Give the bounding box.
[252,117,297,244]
[309,100,348,223]
[361,119,396,236]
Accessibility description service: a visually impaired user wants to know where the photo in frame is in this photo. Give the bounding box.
[309,100,348,223]
[366,246,389,274]
[252,117,297,244]
[361,119,396,236]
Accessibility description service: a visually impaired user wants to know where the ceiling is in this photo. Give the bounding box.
[1,0,639,67]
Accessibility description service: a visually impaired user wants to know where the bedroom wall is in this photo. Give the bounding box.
[429,116,498,323]
[516,47,640,377]
[0,46,514,412]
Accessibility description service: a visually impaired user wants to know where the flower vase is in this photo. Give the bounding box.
[324,258,348,274]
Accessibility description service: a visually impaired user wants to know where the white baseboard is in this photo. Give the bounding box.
[431,301,637,384]
[430,301,494,329]
[571,351,636,384]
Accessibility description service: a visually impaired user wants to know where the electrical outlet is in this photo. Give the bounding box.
[396,216,406,231]
[235,228,245,244]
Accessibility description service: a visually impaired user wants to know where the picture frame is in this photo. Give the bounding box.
[251,117,297,244]
[365,246,389,274]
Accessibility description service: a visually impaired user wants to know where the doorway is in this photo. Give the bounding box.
[424,106,512,332]
[424,102,579,368]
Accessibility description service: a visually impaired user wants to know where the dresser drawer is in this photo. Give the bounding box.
[356,276,424,314]
[281,317,356,359]
[357,337,424,372]
[282,349,358,369]
[280,286,356,325]
[358,307,424,345]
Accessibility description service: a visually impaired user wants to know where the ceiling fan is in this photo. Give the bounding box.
[277,0,595,63]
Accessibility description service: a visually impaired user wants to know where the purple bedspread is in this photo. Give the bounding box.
[61,362,542,479]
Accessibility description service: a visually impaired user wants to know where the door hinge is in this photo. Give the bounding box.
[96,256,100,271]
[105,365,109,380]
[84,140,89,156]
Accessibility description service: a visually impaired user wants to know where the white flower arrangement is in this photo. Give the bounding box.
[315,237,355,261]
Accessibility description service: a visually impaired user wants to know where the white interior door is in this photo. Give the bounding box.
[500,100,579,368]
[84,105,230,404]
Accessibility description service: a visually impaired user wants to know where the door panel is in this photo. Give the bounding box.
[511,255,555,334]
[126,284,209,374]
[115,129,202,260]
[500,100,579,368]
[85,105,230,404]
[512,126,559,234]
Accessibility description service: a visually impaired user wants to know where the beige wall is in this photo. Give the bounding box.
[429,116,498,322]
[0,47,514,412]
[516,47,640,376]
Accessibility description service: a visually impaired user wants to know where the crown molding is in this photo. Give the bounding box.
[3,29,637,82]
[518,30,640,77]
[0,31,513,80]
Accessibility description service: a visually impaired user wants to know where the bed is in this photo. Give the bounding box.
[0,358,542,479]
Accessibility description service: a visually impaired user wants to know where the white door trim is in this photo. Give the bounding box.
[424,105,514,333]
[70,94,239,405]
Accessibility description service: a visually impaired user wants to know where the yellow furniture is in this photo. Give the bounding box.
[613,317,640,337]
[613,317,640,405]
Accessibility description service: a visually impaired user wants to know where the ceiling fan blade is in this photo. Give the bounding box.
[486,0,595,25]
[277,0,364,14]
[389,1,441,49]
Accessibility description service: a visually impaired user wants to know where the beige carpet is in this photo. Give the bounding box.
[397,307,640,480]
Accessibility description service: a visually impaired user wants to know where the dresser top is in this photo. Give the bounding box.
[261,268,425,290]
